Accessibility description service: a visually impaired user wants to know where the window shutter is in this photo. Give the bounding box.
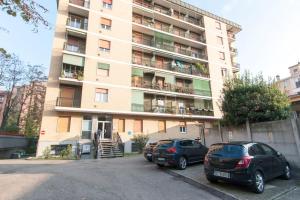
[101,18,111,26]
[134,120,143,133]
[103,0,112,4]
[132,68,144,77]
[99,40,111,49]
[158,121,166,133]
[193,79,211,96]
[57,116,71,133]
[98,63,110,70]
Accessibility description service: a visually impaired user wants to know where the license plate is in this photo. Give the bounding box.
[158,158,165,161]
[214,171,230,178]
[147,153,152,157]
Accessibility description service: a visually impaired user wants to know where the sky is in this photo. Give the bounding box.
[0,0,300,79]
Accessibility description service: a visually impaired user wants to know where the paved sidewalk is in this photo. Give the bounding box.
[169,164,299,200]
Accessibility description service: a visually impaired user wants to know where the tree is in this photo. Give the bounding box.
[221,72,291,125]
[0,0,49,31]
[131,134,149,153]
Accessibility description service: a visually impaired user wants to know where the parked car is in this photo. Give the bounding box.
[143,142,157,161]
[10,150,27,159]
[152,139,208,170]
[204,142,291,193]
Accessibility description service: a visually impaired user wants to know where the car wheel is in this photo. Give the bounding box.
[157,164,164,168]
[177,157,187,170]
[281,165,291,180]
[252,171,264,194]
[206,175,218,184]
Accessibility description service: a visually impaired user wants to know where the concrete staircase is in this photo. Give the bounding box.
[98,140,124,158]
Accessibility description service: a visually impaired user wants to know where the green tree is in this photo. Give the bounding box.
[221,72,291,125]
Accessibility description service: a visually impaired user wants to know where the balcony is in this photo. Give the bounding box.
[132,74,211,97]
[69,0,90,8]
[64,36,86,54]
[133,0,204,28]
[227,32,236,41]
[61,64,84,80]
[230,47,238,55]
[132,36,207,60]
[132,14,206,43]
[132,55,209,78]
[131,104,214,116]
[56,97,81,108]
[67,16,88,30]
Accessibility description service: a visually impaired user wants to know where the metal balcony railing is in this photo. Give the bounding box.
[131,81,211,97]
[132,0,204,28]
[132,37,208,60]
[69,0,90,8]
[67,18,88,30]
[131,103,214,116]
[64,42,86,54]
[56,97,81,108]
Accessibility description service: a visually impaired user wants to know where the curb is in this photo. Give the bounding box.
[164,169,238,200]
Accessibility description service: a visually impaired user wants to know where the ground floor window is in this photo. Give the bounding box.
[51,144,69,155]
[179,121,187,134]
[57,116,71,133]
[158,120,166,133]
[134,119,143,133]
[82,116,92,139]
[118,119,125,132]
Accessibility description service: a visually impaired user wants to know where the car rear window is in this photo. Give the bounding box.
[208,144,245,157]
[157,140,174,148]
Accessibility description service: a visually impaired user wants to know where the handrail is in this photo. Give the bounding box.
[113,132,124,156]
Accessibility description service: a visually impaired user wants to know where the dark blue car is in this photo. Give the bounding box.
[152,139,208,170]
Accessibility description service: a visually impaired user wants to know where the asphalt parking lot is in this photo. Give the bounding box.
[0,156,219,200]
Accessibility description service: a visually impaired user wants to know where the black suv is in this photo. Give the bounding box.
[152,139,208,170]
[204,142,291,193]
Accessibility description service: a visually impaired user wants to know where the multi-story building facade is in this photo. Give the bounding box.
[37,0,241,156]
[276,62,300,116]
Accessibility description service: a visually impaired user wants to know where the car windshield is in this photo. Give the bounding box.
[157,140,174,148]
[208,144,245,157]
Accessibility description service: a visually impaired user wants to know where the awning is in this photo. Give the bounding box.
[62,54,85,67]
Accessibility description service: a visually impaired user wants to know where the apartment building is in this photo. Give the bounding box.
[37,0,241,156]
[276,62,300,116]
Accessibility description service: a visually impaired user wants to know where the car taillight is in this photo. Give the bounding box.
[204,155,209,165]
[235,156,253,169]
[166,147,177,153]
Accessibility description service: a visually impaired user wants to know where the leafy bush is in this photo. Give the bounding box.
[42,147,51,159]
[221,72,290,125]
[60,145,73,159]
[131,134,149,153]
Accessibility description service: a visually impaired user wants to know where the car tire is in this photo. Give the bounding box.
[157,164,164,168]
[177,156,187,170]
[206,176,218,184]
[281,164,291,180]
[251,171,265,194]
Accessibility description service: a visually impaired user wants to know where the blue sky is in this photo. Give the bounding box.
[1,0,300,79]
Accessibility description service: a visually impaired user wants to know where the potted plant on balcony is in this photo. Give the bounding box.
[77,71,84,81]
[195,63,209,75]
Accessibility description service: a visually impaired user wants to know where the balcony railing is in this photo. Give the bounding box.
[133,0,204,28]
[230,47,238,54]
[132,56,210,78]
[233,63,241,69]
[132,81,211,97]
[69,0,90,8]
[61,69,84,80]
[132,17,206,43]
[56,97,81,108]
[228,32,236,40]
[64,42,86,54]
[132,103,214,116]
[132,37,208,60]
[67,18,88,30]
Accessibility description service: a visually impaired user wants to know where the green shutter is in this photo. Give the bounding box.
[63,54,85,67]
[132,90,144,112]
[132,68,144,77]
[193,79,211,96]
[98,63,110,70]
[165,74,175,84]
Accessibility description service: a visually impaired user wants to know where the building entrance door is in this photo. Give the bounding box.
[97,121,112,140]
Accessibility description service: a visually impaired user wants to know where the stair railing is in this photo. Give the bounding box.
[113,132,125,157]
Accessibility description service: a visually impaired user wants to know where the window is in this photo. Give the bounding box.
[97,63,110,76]
[95,88,108,103]
[57,116,71,133]
[221,68,228,78]
[248,144,265,156]
[179,121,187,133]
[180,140,193,147]
[296,81,300,88]
[99,39,111,52]
[158,120,166,133]
[215,21,221,30]
[103,0,112,9]
[260,144,276,156]
[217,36,223,45]
[133,119,143,133]
[219,52,225,60]
[118,119,125,132]
[101,17,112,30]
[82,116,92,139]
